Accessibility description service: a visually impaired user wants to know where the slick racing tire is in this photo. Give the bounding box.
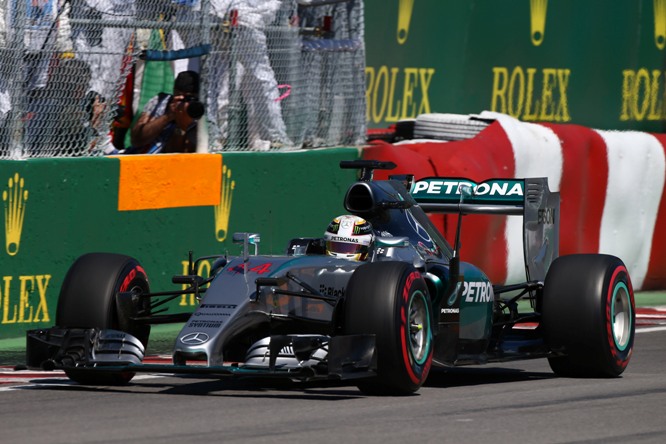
[344,261,433,395]
[541,254,635,377]
[56,253,151,385]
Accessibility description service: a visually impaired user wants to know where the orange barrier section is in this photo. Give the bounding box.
[117,153,222,211]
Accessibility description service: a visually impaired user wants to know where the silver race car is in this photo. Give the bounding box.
[26,160,635,394]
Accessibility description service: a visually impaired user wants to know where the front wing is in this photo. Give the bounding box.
[25,327,377,382]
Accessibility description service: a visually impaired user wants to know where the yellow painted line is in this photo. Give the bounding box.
[117,154,222,211]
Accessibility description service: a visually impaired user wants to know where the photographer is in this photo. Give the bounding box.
[128,70,203,154]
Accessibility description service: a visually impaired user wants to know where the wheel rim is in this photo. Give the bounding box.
[408,291,431,365]
[611,282,632,351]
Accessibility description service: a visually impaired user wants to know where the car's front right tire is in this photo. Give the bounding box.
[344,261,433,395]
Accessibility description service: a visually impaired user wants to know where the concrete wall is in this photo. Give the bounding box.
[0,149,360,339]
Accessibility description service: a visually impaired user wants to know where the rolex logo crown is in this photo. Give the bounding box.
[530,0,548,46]
[397,0,415,45]
[655,0,666,49]
[214,165,235,242]
[2,173,28,256]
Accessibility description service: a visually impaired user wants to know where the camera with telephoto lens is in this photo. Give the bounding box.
[181,95,205,119]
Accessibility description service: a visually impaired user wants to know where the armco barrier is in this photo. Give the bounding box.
[0,149,360,340]
[364,112,666,291]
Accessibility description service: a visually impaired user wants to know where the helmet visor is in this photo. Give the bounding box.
[326,241,368,256]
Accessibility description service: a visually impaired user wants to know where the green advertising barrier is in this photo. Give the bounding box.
[365,0,666,132]
[0,149,360,340]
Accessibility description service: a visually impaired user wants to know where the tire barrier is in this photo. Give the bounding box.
[413,114,491,141]
[363,112,666,291]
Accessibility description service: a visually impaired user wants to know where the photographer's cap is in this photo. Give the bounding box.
[174,70,200,95]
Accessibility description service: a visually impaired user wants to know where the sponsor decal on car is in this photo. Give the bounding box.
[120,266,147,292]
[180,332,210,345]
[411,178,524,205]
[441,308,460,314]
[193,312,230,317]
[228,262,272,275]
[538,207,556,224]
[187,321,223,329]
[319,285,345,297]
[200,304,237,309]
[463,281,494,303]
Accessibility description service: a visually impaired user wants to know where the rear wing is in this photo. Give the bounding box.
[410,177,560,282]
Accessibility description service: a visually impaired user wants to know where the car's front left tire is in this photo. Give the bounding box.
[56,253,151,384]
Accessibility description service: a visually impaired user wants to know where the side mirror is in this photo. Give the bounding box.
[233,232,261,260]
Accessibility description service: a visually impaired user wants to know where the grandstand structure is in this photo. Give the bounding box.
[0,0,366,158]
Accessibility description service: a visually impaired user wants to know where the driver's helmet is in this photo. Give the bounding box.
[324,215,374,261]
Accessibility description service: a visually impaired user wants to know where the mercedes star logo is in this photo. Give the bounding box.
[180,332,210,345]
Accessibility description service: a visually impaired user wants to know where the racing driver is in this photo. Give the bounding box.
[324,215,374,261]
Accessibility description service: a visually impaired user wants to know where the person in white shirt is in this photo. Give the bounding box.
[71,0,135,149]
[183,0,291,150]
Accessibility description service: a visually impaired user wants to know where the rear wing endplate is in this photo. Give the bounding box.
[411,177,560,281]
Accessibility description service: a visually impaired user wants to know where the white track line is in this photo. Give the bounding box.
[636,326,666,333]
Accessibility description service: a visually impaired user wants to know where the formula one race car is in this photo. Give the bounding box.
[26,160,635,395]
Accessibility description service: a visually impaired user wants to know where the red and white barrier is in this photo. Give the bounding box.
[363,112,666,290]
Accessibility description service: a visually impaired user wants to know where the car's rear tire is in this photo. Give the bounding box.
[344,261,433,395]
[56,253,150,385]
[541,254,635,377]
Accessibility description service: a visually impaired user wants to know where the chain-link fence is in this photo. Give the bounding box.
[0,0,365,158]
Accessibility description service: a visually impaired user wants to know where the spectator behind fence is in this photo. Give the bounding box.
[126,70,201,154]
[72,0,136,151]
[1,0,66,155]
[204,0,291,150]
[0,0,9,155]
[24,58,103,156]
[173,0,291,150]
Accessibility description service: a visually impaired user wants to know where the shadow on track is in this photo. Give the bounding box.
[13,375,365,401]
[11,365,556,401]
[425,366,556,389]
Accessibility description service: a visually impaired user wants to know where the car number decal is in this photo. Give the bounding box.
[228,262,273,275]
